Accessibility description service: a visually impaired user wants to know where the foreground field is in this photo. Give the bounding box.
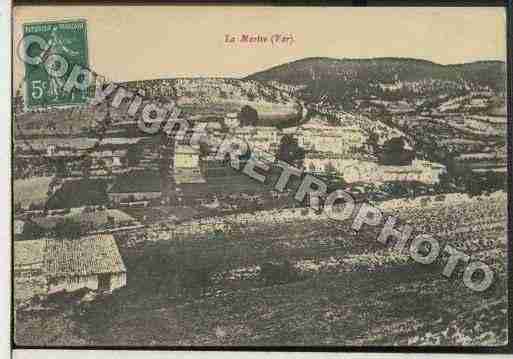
[15,193,508,346]
[83,270,507,346]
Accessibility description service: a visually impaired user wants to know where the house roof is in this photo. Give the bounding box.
[175,144,200,155]
[14,177,52,208]
[174,169,206,184]
[80,209,136,224]
[14,220,26,235]
[45,234,126,277]
[14,240,46,268]
[32,209,136,230]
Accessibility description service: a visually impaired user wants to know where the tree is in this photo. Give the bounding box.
[80,156,93,178]
[23,221,45,240]
[199,142,210,157]
[481,171,506,193]
[437,156,466,192]
[159,133,175,205]
[97,158,106,170]
[464,170,505,197]
[379,137,415,166]
[363,127,380,154]
[54,158,70,177]
[384,137,405,153]
[326,175,347,193]
[260,260,300,285]
[239,105,258,127]
[276,134,305,168]
[125,145,142,167]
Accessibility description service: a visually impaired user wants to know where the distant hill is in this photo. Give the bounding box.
[14,78,303,137]
[14,58,505,137]
[245,57,506,103]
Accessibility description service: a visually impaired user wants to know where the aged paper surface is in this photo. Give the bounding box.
[12,5,507,347]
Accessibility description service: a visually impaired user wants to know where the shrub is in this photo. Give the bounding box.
[239,105,258,126]
[260,260,300,285]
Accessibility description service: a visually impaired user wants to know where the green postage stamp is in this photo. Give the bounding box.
[23,19,89,109]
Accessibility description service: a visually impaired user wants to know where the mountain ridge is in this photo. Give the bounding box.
[244,57,506,104]
[245,56,505,79]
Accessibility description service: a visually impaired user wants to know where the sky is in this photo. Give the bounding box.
[13,6,507,87]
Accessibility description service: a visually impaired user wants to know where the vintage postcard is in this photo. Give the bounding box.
[11,5,509,348]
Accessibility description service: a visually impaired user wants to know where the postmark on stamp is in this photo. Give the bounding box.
[23,19,89,109]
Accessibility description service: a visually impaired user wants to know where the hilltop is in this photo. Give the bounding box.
[245,57,506,103]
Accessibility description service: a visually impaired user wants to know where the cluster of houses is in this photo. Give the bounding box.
[14,101,450,308]
[14,131,211,307]
[302,157,446,185]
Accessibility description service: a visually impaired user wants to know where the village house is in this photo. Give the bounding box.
[13,176,53,211]
[173,144,207,203]
[175,144,201,169]
[14,240,47,305]
[303,158,446,184]
[30,208,139,236]
[14,234,127,306]
[14,219,25,236]
[91,149,127,169]
[45,234,127,294]
[108,143,207,205]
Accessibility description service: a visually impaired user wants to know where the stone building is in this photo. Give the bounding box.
[14,234,127,306]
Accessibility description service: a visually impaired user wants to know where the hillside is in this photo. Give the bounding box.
[245,57,506,104]
[14,78,303,138]
[16,193,508,346]
[121,78,302,124]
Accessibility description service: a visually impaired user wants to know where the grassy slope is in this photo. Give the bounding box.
[16,195,507,346]
[97,270,506,346]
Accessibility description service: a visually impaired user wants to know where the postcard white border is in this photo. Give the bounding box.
[10,350,513,359]
[1,0,12,358]
[5,3,510,359]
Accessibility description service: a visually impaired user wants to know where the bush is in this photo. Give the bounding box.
[238,105,258,126]
[260,260,300,285]
[54,218,83,239]
[22,221,45,240]
[182,267,213,291]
